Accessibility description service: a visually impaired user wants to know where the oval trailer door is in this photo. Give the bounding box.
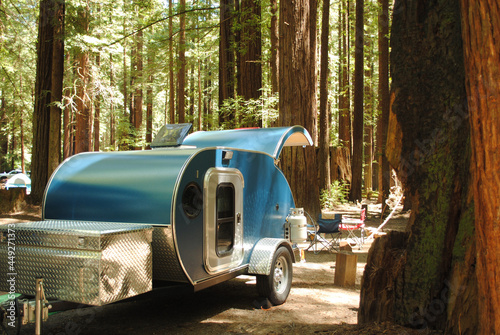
[203,168,244,274]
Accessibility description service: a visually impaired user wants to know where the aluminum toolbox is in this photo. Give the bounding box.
[0,220,153,306]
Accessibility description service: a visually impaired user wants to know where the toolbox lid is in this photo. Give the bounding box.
[0,220,153,251]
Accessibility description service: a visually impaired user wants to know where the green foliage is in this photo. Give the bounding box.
[0,0,389,175]
[320,179,350,209]
[218,92,279,129]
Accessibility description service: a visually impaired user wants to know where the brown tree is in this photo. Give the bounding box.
[74,2,91,154]
[359,0,477,333]
[146,40,154,145]
[177,0,186,123]
[48,0,64,176]
[168,0,175,123]
[93,53,101,152]
[130,28,143,148]
[32,0,55,203]
[460,1,500,333]
[219,0,235,125]
[239,0,262,127]
[279,0,320,218]
[338,0,351,153]
[269,0,278,95]
[318,0,331,191]
[377,0,390,205]
[349,0,363,202]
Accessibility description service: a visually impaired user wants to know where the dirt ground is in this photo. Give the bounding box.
[0,203,441,335]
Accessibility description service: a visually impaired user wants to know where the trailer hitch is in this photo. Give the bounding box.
[32,278,51,335]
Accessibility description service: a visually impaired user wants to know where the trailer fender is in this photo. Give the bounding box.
[248,238,295,275]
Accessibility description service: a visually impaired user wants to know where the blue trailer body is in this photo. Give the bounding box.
[0,125,312,311]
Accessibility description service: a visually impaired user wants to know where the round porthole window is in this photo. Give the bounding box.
[182,182,203,218]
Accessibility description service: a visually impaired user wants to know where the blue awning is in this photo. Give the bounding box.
[182,126,313,159]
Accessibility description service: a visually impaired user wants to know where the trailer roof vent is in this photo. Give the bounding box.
[151,123,192,148]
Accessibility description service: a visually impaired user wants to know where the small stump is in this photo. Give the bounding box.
[334,243,358,287]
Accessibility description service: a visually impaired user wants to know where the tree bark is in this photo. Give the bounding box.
[460,1,500,333]
[279,0,319,218]
[130,27,143,149]
[177,0,186,123]
[168,0,175,123]
[109,53,115,150]
[377,0,390,205]
[146,42,153,146]
[219,0,235,125]
[239,0,262,127]
[48,0,64,177]
[349,0,363,202]
[31,0,54,203]
[319,0,331,191]
[270,0,278,95]
[93,53,100,152]
[0,93,8,172]
[359,1,477,333]
[74,3,90,154]
[339,0,351,152]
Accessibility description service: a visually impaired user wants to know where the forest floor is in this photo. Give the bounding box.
[0,201,442,335]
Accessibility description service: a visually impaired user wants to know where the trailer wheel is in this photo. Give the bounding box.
[256,246,293,305]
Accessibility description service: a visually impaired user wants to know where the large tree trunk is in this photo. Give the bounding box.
[279,0,319,218]
[108,53,115,150]
[239,0,262,127]
[318,0,331,191]
[338,0,350,151]
[377,0,390,205]
[0,95,8,171]
[93,53,100,152]
[31,0,54,203]
[359,0,477,333]
[460,1,500,333]
[177,0,186,124]
[146,42,153,145]
[130,28,143,149]
[349,0,363,202]
[219,0,235,125]
[74,3,90,154]
[48,0,64,177]
[168,0,175,123]
[270,0,278,95]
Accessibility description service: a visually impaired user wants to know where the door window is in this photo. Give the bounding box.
[216,183,235,255]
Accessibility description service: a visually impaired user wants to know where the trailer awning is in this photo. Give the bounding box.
[182,126,313,159]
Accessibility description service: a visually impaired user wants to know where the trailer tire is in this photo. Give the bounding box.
[256,246,293,306]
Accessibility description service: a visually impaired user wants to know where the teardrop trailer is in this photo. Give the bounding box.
[0,124,312,331]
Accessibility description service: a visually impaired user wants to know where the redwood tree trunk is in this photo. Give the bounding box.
[319,0,331,191]
[48,0,64,176]
[349,0,363,202]
[239,0,262,127]
[270,0,278,95]
[377,0,390,205]
[31,0,54,203]
[74,4,90,154]
[168,0,175,123]
[93,54,100,152]
[177,0,186,123]
[279,0,319,218]
[460,1,500,333]
[360,0,477,333]
[339,0,351,154]
[219,0,235,124]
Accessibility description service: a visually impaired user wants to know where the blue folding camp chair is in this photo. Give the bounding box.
[306,213,342,254]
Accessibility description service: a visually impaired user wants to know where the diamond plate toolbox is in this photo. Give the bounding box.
[0,220,153,306]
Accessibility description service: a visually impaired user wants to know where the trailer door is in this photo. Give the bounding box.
[204,168,244,274]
